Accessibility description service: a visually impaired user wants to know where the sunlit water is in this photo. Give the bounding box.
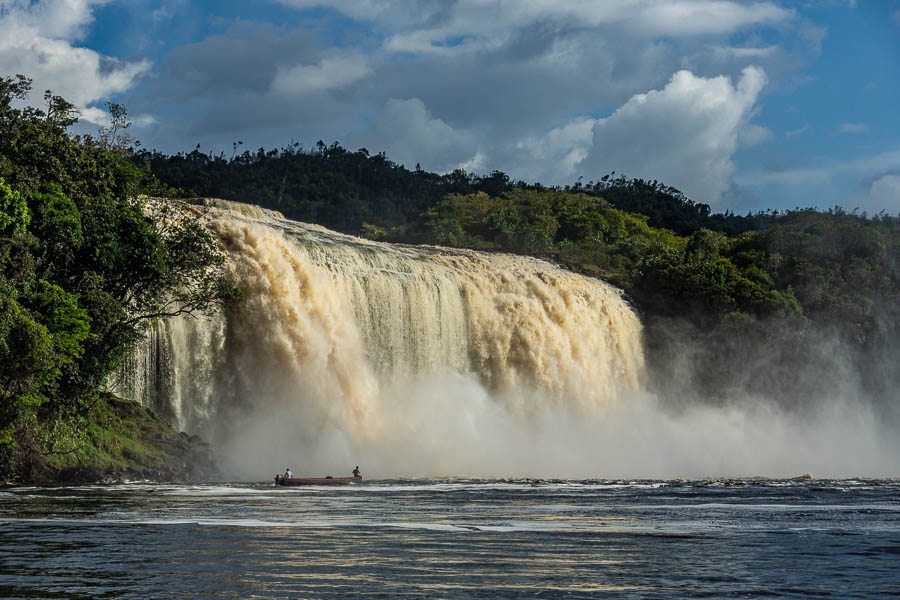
[1,479,898,598]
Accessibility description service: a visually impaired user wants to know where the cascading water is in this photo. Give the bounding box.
[118,199,646,478]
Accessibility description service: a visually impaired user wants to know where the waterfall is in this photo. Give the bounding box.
[117,199,646,478]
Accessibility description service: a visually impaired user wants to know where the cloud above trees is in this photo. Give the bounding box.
[346,98,478,174]
[0,0,149,122]
[859,174,900,215]
[578,67,768,207]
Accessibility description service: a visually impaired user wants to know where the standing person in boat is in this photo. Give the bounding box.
[284,468,293,478]
[353,466,360,478]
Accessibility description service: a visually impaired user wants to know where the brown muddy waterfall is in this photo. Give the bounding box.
[116,200,646,479]
[117,200,900,480]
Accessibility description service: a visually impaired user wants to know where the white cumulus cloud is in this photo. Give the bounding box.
[858,174,900,215]
[509,117,598,182]
[1,0,108,39]
[577,66,767,207]
[0,0,149,122]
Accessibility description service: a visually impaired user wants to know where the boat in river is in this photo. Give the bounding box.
[275,475,362,486]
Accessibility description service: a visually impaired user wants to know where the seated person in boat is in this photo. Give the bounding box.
[353,466,360,478]
[283,468,293,478]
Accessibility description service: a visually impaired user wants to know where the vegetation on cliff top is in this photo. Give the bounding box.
[0,75,235,482]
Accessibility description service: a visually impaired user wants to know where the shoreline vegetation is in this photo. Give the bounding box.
[1,74,897,485]
[7,393,220,486]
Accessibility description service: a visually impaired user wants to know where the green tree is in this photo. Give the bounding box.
[0,75,238,480]
[0,178,30,237]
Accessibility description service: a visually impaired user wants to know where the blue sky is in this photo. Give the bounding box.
[2,0,899,215]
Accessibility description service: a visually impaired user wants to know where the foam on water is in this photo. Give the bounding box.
[157,485,278,496]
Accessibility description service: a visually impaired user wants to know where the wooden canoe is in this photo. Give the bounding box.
[275,475,362,486]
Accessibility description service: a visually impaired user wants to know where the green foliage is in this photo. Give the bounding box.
[408,188,811,334]
[44,395,178,471]
[634,228,802,324]
[23,279,92,364]
[0,74,236,481]
[570,175,782,236]
[0,76,144,207]
[134,143,527,234]
[761,211,898,346]
[26,184,82,279]
[0,298,57,406]
[0,178,30,236]
[417,189,683,286]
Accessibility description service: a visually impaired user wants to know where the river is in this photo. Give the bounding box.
[1,478,898,598]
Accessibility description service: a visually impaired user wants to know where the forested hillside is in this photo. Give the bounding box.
[137,143,785,237]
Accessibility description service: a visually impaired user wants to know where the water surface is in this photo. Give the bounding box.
[1,479,898,598]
